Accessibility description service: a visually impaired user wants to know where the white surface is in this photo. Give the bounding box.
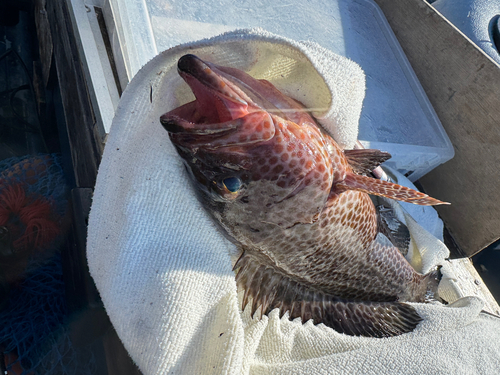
[87,29,500,375]
[106,0,157,82]
[106,0,454,181]
[433,0,500,65]
[67,0,120,135]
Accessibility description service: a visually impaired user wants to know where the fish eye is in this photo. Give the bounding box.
[222,177,242,193]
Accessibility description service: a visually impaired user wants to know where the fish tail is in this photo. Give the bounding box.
[337,173,449,206]
[234,251,422,337]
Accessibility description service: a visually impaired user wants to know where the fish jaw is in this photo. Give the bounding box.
[161,54,314,128]
[160,54,346,230]
[161,54,263,128]
[160,54,274,150]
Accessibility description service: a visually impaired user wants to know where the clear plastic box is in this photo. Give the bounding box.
[106,0,454,181]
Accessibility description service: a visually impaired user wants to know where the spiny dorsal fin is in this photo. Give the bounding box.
[344,149,391,175]
[337,173,449,206]
[234,250,423,337]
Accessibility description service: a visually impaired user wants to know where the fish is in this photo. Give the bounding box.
[160,54,448,338]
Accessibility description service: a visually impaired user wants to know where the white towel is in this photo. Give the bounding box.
[87,29,500,374]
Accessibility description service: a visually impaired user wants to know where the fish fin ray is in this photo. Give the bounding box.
[164,111,275,149]
[344,149,391,175]
[234,251,422,337]
[337,173,449,206]
[376,204,410,256]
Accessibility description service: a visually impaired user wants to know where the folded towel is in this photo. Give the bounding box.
[87,28,500,374]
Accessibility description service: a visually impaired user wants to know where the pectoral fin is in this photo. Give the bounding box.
[337,173,449,206]
[234,250,423,337]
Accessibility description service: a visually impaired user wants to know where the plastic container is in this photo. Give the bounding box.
[432,0,500,65]
[106,0,454,181]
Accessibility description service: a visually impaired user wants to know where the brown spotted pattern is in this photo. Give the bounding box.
[161,55,443,337]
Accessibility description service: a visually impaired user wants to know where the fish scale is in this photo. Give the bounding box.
[160,54,448,337]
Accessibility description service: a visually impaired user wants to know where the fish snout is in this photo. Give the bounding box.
[177,54,225,94]
[177,54,205,76]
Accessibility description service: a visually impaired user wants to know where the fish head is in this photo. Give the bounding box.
[161,54,347,240]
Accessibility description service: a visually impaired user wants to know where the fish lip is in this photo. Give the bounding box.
[177,54,227,96]
[177,54,248,106]
[160,54,250,134]
[160,114,217,135]
[160,113,241,138]
[177,54,205,77]
[177,54,230,93]
[177,55,277,111]
[160,115,187,133]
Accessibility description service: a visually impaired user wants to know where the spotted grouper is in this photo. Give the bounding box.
[160,54,448,337]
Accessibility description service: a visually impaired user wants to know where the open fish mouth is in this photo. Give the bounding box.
[160,54,252,134]
[160,55,281,162]
[160,54,289,149]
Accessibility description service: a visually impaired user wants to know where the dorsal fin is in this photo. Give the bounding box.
[336,173,449,206]
[234,250,423,337]
[344,149,391,175]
